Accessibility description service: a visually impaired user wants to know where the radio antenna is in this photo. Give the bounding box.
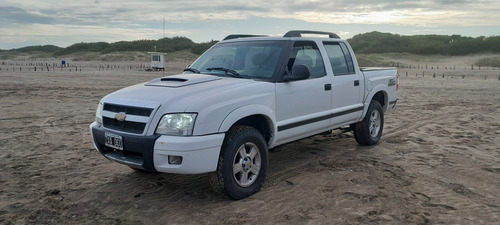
[162,14,165,75]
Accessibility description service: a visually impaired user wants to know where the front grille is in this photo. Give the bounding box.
[104,103,153,116]
[103,117,146,134]
[102,103,154,134]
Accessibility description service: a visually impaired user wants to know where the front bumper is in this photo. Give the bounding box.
[90,122,224,174]
[389,98,398,110]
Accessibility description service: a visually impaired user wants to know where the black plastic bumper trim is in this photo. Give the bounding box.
[92,124,160,172]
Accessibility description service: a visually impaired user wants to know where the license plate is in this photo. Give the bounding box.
[105,132,123,150]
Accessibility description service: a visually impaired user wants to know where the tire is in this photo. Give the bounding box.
[353,100,384,146]
[209,126,268,200]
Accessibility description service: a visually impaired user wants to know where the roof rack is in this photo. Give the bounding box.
[283,30,340,39]
[223,34,267,40]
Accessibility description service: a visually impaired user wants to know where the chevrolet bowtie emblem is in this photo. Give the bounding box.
[388,79,396,86]
[114,112,127,121]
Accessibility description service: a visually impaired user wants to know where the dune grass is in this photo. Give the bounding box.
[475,56,500,67]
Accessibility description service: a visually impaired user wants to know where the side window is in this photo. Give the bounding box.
[324,42,355,75]
[287,41,326,79]
[340,43,355,73]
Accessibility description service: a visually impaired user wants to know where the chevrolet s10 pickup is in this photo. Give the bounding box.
[90,30,398,199]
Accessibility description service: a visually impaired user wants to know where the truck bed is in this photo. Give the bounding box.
[359,67,396,71]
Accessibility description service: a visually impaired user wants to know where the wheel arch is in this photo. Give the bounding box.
[218,105,275,145]
[364,87,388,112]
[372,91,387,110]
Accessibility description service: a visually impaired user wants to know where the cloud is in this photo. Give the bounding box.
[0,6,55,25]
[4,0,498,26]
[269,0,500,27]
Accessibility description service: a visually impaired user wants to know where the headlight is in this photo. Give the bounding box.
[95,102,104,124]
[155,113,197,136]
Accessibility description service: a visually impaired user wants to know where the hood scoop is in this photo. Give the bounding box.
[145,74,222,87]
[161,77,187,82]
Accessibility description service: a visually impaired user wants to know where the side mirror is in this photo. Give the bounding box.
[283,64,310,82]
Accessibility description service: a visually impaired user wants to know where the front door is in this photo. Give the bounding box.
[275,41,333,145]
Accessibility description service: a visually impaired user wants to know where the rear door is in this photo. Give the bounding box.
[323,42,364,126]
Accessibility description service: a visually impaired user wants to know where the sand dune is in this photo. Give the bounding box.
[0,56,499,224]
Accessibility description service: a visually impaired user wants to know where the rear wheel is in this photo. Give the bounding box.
[353,100,384,146]
[209,126,268,200]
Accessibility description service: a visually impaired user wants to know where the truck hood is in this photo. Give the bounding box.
[100,74,264,113]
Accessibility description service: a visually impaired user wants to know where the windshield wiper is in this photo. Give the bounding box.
[183,68,200,73]
[206,67,242,78]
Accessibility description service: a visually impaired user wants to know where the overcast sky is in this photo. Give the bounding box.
[1,0,499,49]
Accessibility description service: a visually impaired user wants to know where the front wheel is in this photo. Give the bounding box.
[209,126,268,200]
[353,100,384,146]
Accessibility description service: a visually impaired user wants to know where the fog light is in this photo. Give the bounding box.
[168,155,183,165]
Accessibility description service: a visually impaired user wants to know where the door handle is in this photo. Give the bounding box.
[324,84,332,91]
[354,80,359,86]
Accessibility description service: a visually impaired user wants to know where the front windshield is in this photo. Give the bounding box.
[186,40,285,80]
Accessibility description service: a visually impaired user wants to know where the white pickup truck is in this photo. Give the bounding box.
[90,30,398,199]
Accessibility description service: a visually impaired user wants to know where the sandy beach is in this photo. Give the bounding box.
[0,56,499,224]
